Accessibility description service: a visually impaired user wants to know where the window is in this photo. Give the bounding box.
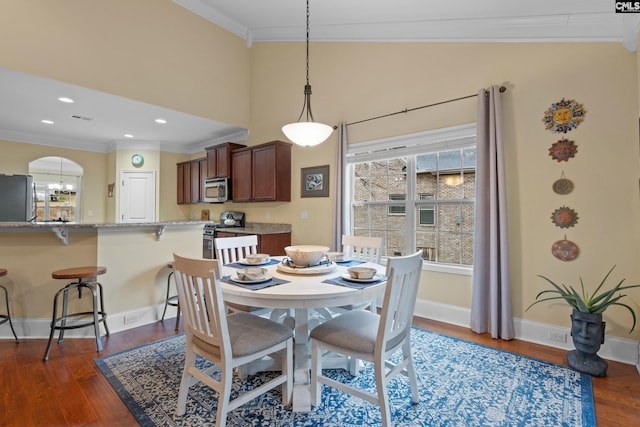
[388,194,405,215]
[346,123,476,267]
[418,194,435,226]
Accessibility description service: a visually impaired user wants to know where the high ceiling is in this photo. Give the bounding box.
[1,1,636,154]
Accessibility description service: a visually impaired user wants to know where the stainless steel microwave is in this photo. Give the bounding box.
[203,177,229,203]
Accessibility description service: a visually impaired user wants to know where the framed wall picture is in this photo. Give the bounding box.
[301,165,330,197]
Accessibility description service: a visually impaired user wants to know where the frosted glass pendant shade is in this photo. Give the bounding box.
[282,121,333,147]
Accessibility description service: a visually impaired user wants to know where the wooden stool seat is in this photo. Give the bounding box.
[0,268,19,342]
[44,266,110,361]
[160,262,180,331]
[52,266,107,280]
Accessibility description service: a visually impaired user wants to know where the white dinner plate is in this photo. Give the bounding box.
[277,261,336,275]
[238,258,271,266]
[231,275,272,284]
[341,273,383,283]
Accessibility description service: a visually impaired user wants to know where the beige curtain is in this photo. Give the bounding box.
[331,122,348,251]
[470,86,515,340]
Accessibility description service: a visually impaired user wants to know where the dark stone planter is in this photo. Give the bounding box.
[567,309,608,377]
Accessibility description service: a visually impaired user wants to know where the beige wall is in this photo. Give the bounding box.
[0,0,251,128]
[0,2,638,342]
[244,41,640,340]
[0,139,109,222]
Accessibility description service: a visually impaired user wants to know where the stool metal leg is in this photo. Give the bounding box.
[161,269,180,331]
[93,281,110,336]
[174,302,180,331]
[0,285,18,343]
[161,271,174,320]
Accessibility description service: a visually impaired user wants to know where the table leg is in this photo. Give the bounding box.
[292,308,311,412]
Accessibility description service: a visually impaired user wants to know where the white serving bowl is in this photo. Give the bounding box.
[246,253,270,264]
[347,266,377,280]
[236,267,268,281]
[284,245,329,267]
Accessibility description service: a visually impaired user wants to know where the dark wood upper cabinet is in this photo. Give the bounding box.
[177,158,207,205]
[231,140,291,202]
[206,142,246,179]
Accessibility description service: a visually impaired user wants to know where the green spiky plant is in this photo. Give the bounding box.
[527,266,640,332]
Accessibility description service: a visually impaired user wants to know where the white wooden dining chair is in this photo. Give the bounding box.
[214,234,272,316]
[342,235,383,264]
[310,250,423,427]
[172,253,293,427]
[214,234,258,264]
[340,235,383,312]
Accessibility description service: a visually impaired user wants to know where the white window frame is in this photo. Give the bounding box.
[345,123,476,276]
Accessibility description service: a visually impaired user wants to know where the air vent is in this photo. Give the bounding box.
[70,114,93,121]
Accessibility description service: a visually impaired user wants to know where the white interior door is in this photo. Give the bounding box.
[119,171,156,223]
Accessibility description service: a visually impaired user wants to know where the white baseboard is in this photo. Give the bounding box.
[415,299,640,367]
[0,304,176,340]
[3,299,639,368]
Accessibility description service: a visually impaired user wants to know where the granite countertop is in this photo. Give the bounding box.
[214,222,292,235]
[0,220,209,229]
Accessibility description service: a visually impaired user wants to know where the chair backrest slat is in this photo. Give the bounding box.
[214,235,259,264]
[172,254,229,359]
[342,235,383,264]
[377,251,423,352]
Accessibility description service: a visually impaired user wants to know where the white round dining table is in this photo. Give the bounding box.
[219,257,388,412]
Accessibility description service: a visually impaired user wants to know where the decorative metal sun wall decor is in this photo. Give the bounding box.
[551,206,579,229]
[542,98,586,133]
[548,138,578,162]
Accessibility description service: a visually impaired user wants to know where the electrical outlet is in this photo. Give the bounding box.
[548,330,567,343]
[124,315,138,325]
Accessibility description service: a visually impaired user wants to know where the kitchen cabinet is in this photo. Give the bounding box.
[177,158,206,204]
[214,230,291,256]
[206,142,246,179]
[231,140,291,202]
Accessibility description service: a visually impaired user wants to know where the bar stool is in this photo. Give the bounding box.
[160,262,180,331]
[0,268,19,343]
[44,266,110,361]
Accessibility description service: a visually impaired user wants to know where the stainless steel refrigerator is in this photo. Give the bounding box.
[0,174,36,222]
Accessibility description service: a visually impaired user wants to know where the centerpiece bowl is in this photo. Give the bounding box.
[284,245,329,267]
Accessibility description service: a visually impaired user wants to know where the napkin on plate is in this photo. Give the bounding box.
[323,275,386,290]
[221,275,290,290]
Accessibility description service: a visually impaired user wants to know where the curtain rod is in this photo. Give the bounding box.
[335,85,507,129]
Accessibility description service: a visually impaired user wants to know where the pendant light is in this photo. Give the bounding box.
[281,0,333,147]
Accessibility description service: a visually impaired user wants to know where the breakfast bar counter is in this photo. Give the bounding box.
[0,220,208,245]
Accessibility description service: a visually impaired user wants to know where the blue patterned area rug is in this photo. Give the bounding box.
[95,328,595,427]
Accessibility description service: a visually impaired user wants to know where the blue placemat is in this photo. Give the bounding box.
[323,275,386,290]
[333,259,365,267]
[224,258,280,269]
[221,275,290,290]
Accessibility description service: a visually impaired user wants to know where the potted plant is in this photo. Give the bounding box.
[527,265,640,377]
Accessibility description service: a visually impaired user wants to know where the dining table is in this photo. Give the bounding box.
[219,256,388,412]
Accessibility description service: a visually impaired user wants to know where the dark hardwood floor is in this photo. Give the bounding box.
[1,317,638,426]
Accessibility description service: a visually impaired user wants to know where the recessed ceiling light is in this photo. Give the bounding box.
[58,97,74,103]
[124,134,134,138]
[41,119,54,124]
[155,118,167,124]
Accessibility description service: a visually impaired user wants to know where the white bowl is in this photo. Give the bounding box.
[284,245,329,267]
[347,266,377,280]
[236,267,268,281]
[246,253,270,264]
[327,252,345,262]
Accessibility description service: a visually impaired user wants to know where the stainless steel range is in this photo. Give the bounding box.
[202,211,245,258]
